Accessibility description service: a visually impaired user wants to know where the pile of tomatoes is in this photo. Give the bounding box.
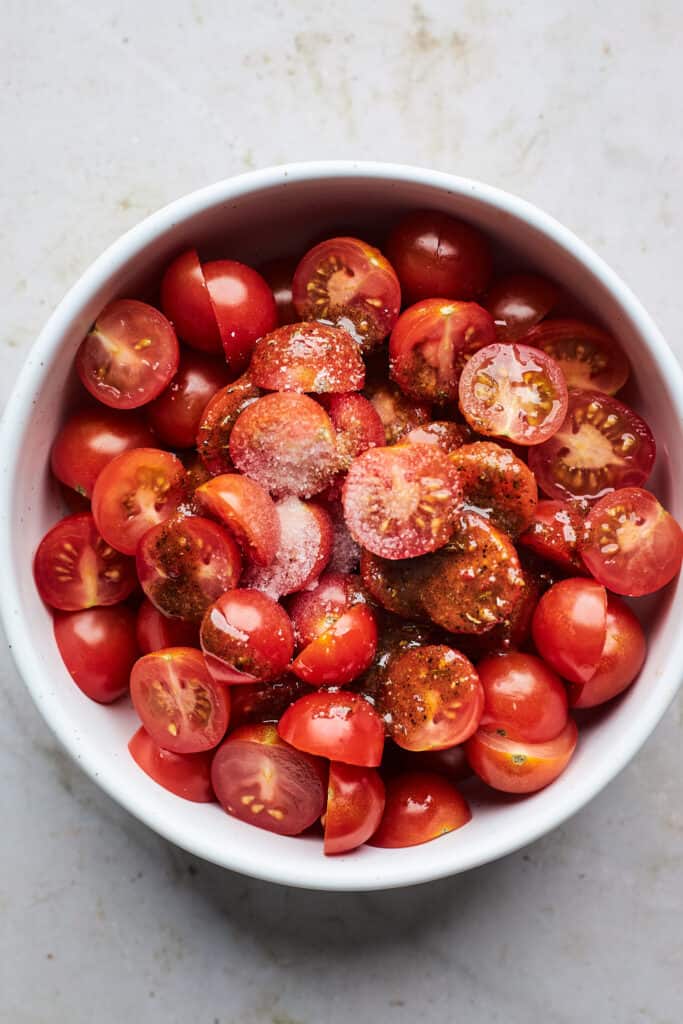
[34,209,683,855]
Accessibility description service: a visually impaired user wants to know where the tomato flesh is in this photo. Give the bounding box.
[324,763,386,855]
[51,407,155,498]
[54,605,139,703]
[250,322,365,393]
[524,318,630,395]
[196,473,280,567]
[242,497,332,598]
[368,771,471,848]
[128,726,215,802]
[160,248,222,353]
[531,577,607,684]
[466,719,578,794]
[484,272,564,341]
[449,441,538,537]
[279,691,385,767]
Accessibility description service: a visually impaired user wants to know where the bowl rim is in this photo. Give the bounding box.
[3,160,683,891]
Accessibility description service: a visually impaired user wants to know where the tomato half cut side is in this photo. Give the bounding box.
[478,652,568,743]
[128,727,215,802]
[518,499,585,572]
[448,441,538,537]
[484,271,564,341]
[196,374,262,476]
[200,589,294,685]
[455,566,542,661]
[250,322,365,394]
[147,349,231,449]
[324,763,386,855]
[524,318,630,395]
[368,771,471,848]
[202,259,277,373]
[136,598,199,654]
[278,691,385,767]
[51,407,156,499]
[160,248,222,353]
[569,595,646,708]
[292,604,378,687]
[54,605,139,703]
[196,473,280,567]
[466,719,578,794]
[243,497,333,598]
[531,577,607,684]
[326,393,385,469]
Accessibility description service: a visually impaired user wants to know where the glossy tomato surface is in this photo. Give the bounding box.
[518,499,585,572]
[368,771,471,848]
[524,318,629,395]
[466,719,578,794]
[258,256,298,325]
[484,272,564,341]
[324,763,385,855]
[160,248,222,353]
[478,652,568,742]
[569,596,646,708]
[532,577,607,684]
[54,605,139,703]
[51,407,156,498]
[196,374,262,476]
[449,441,538,537]
[196,473,280,567]
[279,691,385,767]
[147,349,231,449]
[128,726,215,802]
[292,604,378,687]
[202,259,277,372]
[200,589,294,685]
[136,598,199,654]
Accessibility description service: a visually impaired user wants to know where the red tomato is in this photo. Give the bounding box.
[404,420,471,453]
[455,566,542,661]
[250,322,365,393]
[365,379,432,445]
[524,318,630,395]
[484,272,564,341]
[243,497,333,597]
[292,604,378,687]
[359,549,428,619]
[518,499,585,572]
[196,473,279,567]
[466,719,578,794]
[569,596,646,708]
[51,407,156,498]
[146,349,231,449]
[128,726,214,802]
[287,571,363,646]
[323,763,386,855]
[342,444,462,559]
[580,487,683,596]
[136,598,199,654]
[449,441,538,537]
[326,393,385,469]
[292,236,401,350]
[160,249,222,353]
[200,589,294,685]
[528,390,655,505]
[378,645,484,751]
[76,299,179,409]
[130,647,230,753]
[211,723,326,836]
[532,577,607,684]
[458,342,568,446]
[229,676,313,729]
[279,691,385,767]
[478,652,568,743]
[359,620,440,702]
[34,512,137,611]
[202,259,277,372]
[54,605,139,703]
[385,210,492,303]
[389,299,496,403]
[136,515,242,623]
[258,257,298,326]
[196,373,262,476]
[368,771,471,848]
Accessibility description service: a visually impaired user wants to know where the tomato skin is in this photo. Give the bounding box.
[478,652,568,743]
[160,249,222,353]
[136,598,199,654]
[531,577,607,685]
[146,349,231,449]
[466,718,578,794]
[54,605,139,703]
[196,473,280,567]
[524,318,630,395]
[518,499,585,573]
[359,549,427,620]
[242,497,333,598]
[258,257,298,326]
[484,272,564,341]
[278,691,385,767]
[292,604,378,687]
[386,743,473,784]
[326,393,386,469]
[229,676,313,729]
[324,763,386,855]
[448,441,538,537]
[196,374,262,476]
[250,322,365,394]
[368,771,471,848]
[385,210,492,304]
[202,259,277,373]
[200,589,294,685]
[51,408,156,498]
[128,726,214,802]
[455,566,542,661]
[287,571,362,647]
[569,596,646,708]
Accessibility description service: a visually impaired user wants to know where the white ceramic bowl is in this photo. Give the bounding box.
[3,162,683,891]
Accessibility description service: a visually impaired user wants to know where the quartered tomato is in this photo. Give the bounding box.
[54,605,139,703]
[51,407,156,498]
[580,487,683,596]
[569,596,645,708]
[76,299,179,409]
[531,577,607,684]
[201,259,277,372]
[292,236,401,350]
[160,248,222,353]
[250,322,365,393]
[389,299,497,403]
[34,512,137,610]
[279,691,385,767]
[478,652,568,743]
[130,647,230,754]
[196,473,280,567]
[292,604,378,687]
[368,771,471,848]
[404,420,471,453]
[466,719,578,794]
[242,497,333,598]
[449,442,538,537]
[326,393,385,469]
[200,589,294,685]
[147,349,231,449]
[136,598,199,654]
[196,374,262,476]
[323,763,385,855]
[229,676,313,729]
[528,390,655,505]
[524,318,630,395]
[258,256,299,326]
[484,272,564,341]
[518,499,585,572]
[365,379,433,445]
[128,726,215,802]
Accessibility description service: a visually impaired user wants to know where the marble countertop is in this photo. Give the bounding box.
[2,2,682,1021]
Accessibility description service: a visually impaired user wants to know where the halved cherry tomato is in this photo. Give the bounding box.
[531,577,607,684]
[342,444,462,559]
[136,598,199,654]
[404,420,471,453]
[196,374,262,476]
[160,249,222,353]
[136,515,242,623]
[466,718,578,794]
[326,393,385,469]
[378,644,484,751]
[211,723,326,835]
[196,473,280,567]
[54,605,139,703]
[287,571,365,646]
[250,322,365,393]
[390,299,497,403]
[34,512,137,610]
[385,210,492,303]
[365,379,432,445]
[518,499,585,572]
[130,647,230,753]
[368,771,471,848]
[202,259,277,372]
[229,676,313,729]
[524,318,630,395]
[449,441,538,537]
[91,448,185,555]
[484,271,564,341]
[243,497,333,597]
[147,349,231,449]
[580,487,683,596]
[76,299,179,409]
[323,763,385,855]
[359,620,440,702]
[359,549,427,619]
[459,342,568,446]
[569,595,646,708]
[200,589,294,685]
[528,390,655,505]
[478,652,568,742]
[258,257,298,326]
[279,691,385,766]
[455,566,542,661]
[292,604,378,687]
[51,407,156,498]
[292,236,401,350]
[128,726,215,802]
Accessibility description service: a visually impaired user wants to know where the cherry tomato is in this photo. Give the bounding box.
[342,444,462,559]
[378,644,484,751]
[580,487,683,596]
[243,497,333,598]
[160,248,222,353]
[359,549,427,619]
[484,271,564,341]
[292,236,401,350]
[455,566,542,661]
[91,448,185,555]
[368,771,471,848]
[449,441,538,537]
[250,322,365,394]
[386,743,473,784]
[136,515,242,623]
[258,257,298,325]
[390,299,496,403]
[195,474,278,568]
[229,676,313,729]
[385,210,492,303]
[130,647,230,753]
[202,259,277,372]
[51,407,156,498]
[34,512,137,610]
[292,604,378,687]
[279,691,385,767]
[326,393,385,469]
[200,589,294,685]
[327,502,361,574]
[128,726,215,802]
[466,719,578,794]
[531,577,607,684]
[54,605,139,703]
[211,723,326,836]
[365,379,432,445]
[569,595,645,708]
[196,373,262,476]
[136,598,199,654]
[146,349,231,449]
[59,482,92,514]
[459,342,568,446]
[477,652,568,743]
[528,389,655,505]
[518,499,585,572]
[404,420,471,453]
[323,763,386,855]
[524,318,630,395]
[76,299,179,409]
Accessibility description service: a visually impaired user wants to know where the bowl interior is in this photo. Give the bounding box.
[3,165,683,890]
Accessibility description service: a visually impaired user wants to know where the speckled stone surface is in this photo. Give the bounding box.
[2,2,682,1021]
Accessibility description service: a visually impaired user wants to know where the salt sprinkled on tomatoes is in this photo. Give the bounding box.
[243,497,333,598]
